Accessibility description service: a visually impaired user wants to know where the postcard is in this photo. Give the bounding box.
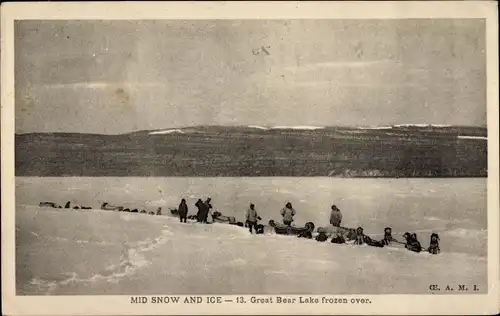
[1,1,498,315]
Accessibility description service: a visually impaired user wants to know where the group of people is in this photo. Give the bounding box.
[174,198,264,234]
[242,201,440,255]
[178,198,262,234]
[175,198,213,224]
[277,202,342,228]
[252,202,337,236]
[46,197,440,255]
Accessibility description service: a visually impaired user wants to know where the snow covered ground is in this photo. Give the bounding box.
[15,177,487,295]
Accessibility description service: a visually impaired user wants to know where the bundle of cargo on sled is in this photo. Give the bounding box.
[268,220,315,236]
[315,225,385,246]
[316,225,357,239]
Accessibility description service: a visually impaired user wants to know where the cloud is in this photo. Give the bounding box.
[43,82,166,89]
[277,59,427,90]
[286,59,396,72]
[338,82,419,88]
[284,80,418,89]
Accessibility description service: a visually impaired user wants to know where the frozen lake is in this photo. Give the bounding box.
[15,177,487,295]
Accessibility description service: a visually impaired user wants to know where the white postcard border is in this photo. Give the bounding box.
[1,1,499,315]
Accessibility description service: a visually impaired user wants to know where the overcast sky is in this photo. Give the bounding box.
[15,19,486,134]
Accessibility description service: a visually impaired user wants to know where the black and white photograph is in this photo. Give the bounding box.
[2,2,499,315]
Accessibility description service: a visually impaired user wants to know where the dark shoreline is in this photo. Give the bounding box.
[14,176,487,179]
[15,125,488,178]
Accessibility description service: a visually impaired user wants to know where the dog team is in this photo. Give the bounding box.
[311,204,440,254]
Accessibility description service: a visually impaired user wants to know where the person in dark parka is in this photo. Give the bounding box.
[195,199,209,223]
[204,198,213,222]
[195,199,202,222]
[178,199,188,223]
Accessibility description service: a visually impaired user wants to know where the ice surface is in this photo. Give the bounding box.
[15,177,487,295]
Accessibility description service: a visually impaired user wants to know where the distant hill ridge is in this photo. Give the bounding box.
[128,124,488,137]
[16,124,487,137]
[15,124,488,177]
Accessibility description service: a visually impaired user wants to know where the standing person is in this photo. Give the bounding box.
[204,198,213,223]
[329,205,343,227]
[280,202,296,226]
[245,203,261,234]
[195,199,206,223]
[178,199,188,223]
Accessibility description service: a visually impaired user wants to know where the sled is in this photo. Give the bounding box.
[212,211,247,227]
[101,203,124,211]
[268,220,315,236]
[39,202,59,208]
[317,225,357,239]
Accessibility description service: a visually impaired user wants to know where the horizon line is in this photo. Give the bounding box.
[15,123,488,136]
